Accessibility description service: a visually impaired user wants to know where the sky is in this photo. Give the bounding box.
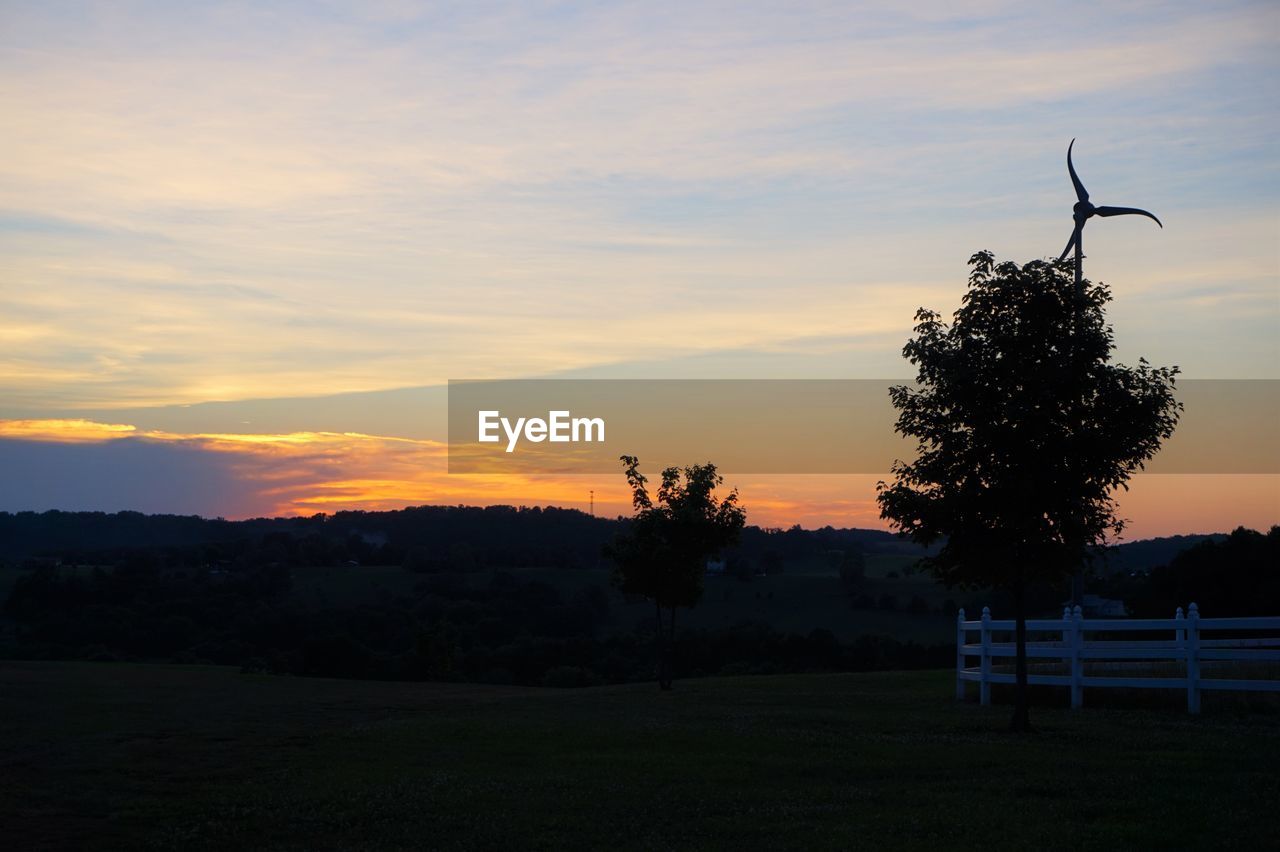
[1,0,1277,538]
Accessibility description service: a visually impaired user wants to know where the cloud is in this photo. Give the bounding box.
[0,419,137,442]
[0,436,254,518]
[2,3,1277,406]
[0,417,618,518]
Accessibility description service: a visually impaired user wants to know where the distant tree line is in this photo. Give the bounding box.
[1,543,951,685]
[1106,527,1279,617]
[1,508,1270,688]
[0,506,915,573]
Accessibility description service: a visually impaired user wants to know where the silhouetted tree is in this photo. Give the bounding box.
[726,553,755,582]
[606,455,746,689]
[1129,526,1280,617]
[877,251,1180,731]
[836,550,866,590]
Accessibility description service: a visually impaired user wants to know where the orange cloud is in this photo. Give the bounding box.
[0,418,138,442]
[0,418,621,518]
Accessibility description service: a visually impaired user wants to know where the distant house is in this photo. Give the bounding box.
[705,559,726,576]
[1065,594,1128,618]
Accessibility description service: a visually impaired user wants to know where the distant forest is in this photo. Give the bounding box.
[0,505,920,570]
[0,508,1274,687]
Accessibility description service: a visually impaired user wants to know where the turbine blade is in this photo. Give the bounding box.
[1094,205,1163,228]
[1067,138,1089,203]
[1058,224,1082,262]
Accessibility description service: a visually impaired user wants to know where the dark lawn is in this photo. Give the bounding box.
[2,662,1277,850]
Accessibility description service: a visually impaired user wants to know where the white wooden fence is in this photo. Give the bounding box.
[956,604,1280,713]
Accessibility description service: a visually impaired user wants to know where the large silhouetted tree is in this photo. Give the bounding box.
[877,251,1180,731]
[606,455,746,690]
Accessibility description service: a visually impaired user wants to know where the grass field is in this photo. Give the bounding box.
[4,662,1277,850]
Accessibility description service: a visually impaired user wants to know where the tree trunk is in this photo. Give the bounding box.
[655,600,671,690]
[1010,579,1033,732]
[655,601,665,685]
[662,606,676,690]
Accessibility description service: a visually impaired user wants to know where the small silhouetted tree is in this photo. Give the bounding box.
[877,251,1180,731]
[726,553,755,582]
[836,550,866,590]
[606,455,746,690]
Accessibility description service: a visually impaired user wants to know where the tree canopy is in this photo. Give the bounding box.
[878,251,1181,588]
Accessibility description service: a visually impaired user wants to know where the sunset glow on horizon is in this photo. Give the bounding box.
[1,417,1274,541]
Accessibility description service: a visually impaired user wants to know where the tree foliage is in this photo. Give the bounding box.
[608,456,746,609]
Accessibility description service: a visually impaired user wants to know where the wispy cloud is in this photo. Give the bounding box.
[0,417,617,518]
[0,418,138,442]
[1,1,1276,409]
[0,3,1275,536]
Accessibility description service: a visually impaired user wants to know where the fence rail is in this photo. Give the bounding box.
[956,604,1280,714]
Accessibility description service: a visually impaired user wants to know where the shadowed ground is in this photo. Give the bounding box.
[3,662,1277,850]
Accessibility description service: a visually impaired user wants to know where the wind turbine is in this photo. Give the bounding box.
[1058,139,1162,295]
[1057,138,1162,608]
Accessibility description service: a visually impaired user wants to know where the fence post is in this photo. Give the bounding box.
[980,606,992,706]
[1070,604,1084,709]
[956,608,967,701]
[1186,602,1201,715]
[1175,606,1185,651]
[1062,606,1074,709]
